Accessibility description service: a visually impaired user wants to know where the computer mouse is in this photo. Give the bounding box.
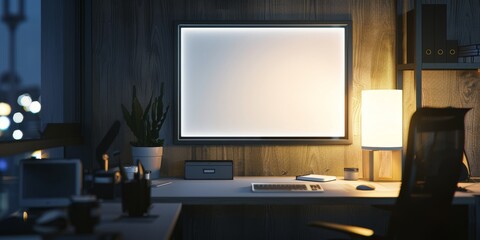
[356,184,375,191]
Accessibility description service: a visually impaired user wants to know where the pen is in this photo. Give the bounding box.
[153,182,172,188]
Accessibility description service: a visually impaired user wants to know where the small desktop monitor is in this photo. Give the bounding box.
[175,21,352,144]
[19,159,82,208]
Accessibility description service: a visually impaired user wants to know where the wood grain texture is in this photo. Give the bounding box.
[91,0,396,177]
[91,0,480,177]
[400,70,480,176]
[440,0,480,176]
[422,0,480,45]
[180,204,390,240]
[89,0,478,238]
[174,196,466,239]
[398,0,480,176]
[422,70,480,176]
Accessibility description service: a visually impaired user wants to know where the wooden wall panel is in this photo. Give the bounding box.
[399,0,480,177]
[401,71,417,152]
[401,69,480,177]
[91,0,396,177]
[424,0,480,177]
[422,70,480,176]
[180,204,390,240]
[88,0,477,238]
[422,0,480,45]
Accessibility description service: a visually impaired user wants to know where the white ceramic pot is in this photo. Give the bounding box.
[131,146,163,179]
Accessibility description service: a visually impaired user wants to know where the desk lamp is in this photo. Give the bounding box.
[361,89,402,181]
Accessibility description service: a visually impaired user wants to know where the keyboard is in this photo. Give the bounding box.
[251,182,324,192]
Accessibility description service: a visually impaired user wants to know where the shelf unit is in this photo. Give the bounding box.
[396,0,480,178]
[396,0,480,108]
[0,123,82,157]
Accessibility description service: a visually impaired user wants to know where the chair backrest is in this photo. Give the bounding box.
[388,107,469,239]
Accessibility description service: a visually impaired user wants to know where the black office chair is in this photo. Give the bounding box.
[309,107,470,239]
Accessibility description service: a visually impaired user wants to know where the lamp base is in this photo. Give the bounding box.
[362,150,402,181]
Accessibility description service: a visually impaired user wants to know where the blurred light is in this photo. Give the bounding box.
[29,101,41,114]
[31,150,42,159]
[18,94,32,107]
[0,117,10,130]
[0,159,7,171]
[13,112,24,123]
[0,103,11,116]
[13,130,23,140]
[23,211,28,222]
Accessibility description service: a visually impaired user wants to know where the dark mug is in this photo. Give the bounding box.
[68,195,100,234]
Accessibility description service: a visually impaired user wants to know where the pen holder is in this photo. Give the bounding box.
[121,178,151,217]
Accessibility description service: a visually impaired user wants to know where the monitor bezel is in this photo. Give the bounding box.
[174,21,353,145]
[19,159,82,208]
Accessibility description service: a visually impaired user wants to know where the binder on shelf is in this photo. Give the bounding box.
[422,4,436,63]
[434,4,447,63]
[421,4,447,63]
[406,10,415,63]
[446,40,458,63]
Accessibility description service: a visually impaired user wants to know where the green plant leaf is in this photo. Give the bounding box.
[121,83,169,147]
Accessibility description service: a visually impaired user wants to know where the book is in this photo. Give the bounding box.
[459,56,480,63]
[458,43,480,51]
[295,174,336,182]
[406,9,415,63]
[458,49,480,57]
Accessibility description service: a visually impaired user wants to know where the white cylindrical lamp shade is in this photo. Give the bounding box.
[361,90,402,150]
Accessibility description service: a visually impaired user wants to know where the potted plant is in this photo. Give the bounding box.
[121,83,169,179]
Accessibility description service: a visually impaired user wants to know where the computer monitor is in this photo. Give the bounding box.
[19,159,82,209]
[175,22,352,144]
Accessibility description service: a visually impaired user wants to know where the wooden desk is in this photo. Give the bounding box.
[93,202,181,240]
[151,176,477,204]
[0,203,181,240]
[151,176,480,240]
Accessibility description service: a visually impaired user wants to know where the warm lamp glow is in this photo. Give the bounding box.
[31,150,42,159]
[361,90,402,150]
[23,211,28,222]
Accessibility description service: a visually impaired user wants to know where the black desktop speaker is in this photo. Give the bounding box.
[184,160,233,180]
[92,170,121,199]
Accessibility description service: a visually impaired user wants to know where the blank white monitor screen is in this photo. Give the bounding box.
[176,22,352,144]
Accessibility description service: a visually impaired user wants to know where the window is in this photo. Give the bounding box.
[0,0,42,142]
